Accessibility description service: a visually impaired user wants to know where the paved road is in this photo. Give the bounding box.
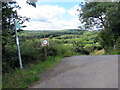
[30,55,118,88]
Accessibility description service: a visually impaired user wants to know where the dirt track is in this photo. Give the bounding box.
[30,55,118,88]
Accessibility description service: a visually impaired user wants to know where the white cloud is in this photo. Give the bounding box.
[16,1,82,30]
[23,17,81,30]
[68,4,81,17]
[17,1,66,22]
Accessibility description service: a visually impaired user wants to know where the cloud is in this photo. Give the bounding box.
[17,1,82,30]
[22,17,81,30]
[68,4,81,17]
[17,2,66,22]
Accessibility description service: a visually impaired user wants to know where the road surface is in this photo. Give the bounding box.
[30,55,118,88]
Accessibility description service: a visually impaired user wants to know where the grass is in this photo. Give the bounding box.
[2,56,62,88]
[94,49,105,55]
[91,49,120,55]
[106,51,120,55]
[110,52,120,55]
[90,49,105,55]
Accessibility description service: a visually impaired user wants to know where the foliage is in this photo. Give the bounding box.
[55,44,73,57]
[2,2,29,47]
[3,38,75,73]
[2,45,18,73]
[78,2,120,53]
[2,1,37,73]
[2,2,30,73]
[2,29,102,87]
[2,1,120,88]
[3,56,61,88]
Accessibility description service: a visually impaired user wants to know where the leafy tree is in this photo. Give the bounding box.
[2,1,36,47]
[78,2,120,52]
[2,1,36,73]
[2,2,28,47]
[79,2,117,28]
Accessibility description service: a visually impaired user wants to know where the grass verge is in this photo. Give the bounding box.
[3,56,62,88]
[106,51,120,55]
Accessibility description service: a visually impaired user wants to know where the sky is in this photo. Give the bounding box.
[16,0,84,30]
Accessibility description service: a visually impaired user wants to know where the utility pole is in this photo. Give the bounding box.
[14,19,23,69]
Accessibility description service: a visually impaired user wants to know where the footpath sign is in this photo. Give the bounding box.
[14,20,23,69]
[41,38,49,47]
[15,21,22,29]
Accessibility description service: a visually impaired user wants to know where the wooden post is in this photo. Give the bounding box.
[44,30,47,59]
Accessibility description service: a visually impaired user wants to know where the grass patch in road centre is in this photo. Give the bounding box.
[90,49,105,55]
[94,49,105,55]
[3,56,62,88]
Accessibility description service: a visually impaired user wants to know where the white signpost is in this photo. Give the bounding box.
[14,19,23,69]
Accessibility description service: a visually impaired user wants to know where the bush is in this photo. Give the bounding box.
[74,47,89,55]
[2,45,19,73]
[48,41,73,57]
[20,39,41,64]
[3,39,74,73]
[84,44,102,52]
[115,37,120,51]
[58,45,73,57]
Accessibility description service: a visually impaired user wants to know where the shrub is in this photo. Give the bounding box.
[20,39,41,64]
[58,44,73,57]
[2,45,19,73]
[3,39,74,73]
[48,41,73,57]
[84,44,102,52]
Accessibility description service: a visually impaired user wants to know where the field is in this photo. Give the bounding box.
[19,29,102,55]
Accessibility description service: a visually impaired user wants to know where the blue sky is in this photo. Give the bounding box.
[37,2,80,9]
[17,0,83,30]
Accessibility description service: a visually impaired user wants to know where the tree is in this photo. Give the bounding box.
[78,2,120,52]
[2,2,28,46]
[2,1,36,47]
[79,2,117,29]
[2,1,36,73]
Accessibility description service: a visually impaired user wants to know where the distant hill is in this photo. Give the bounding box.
[23,29,88,32]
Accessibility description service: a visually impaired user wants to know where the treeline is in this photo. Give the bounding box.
[51,30,102,54]
[79,2,120,54]
[19,29,85,41]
